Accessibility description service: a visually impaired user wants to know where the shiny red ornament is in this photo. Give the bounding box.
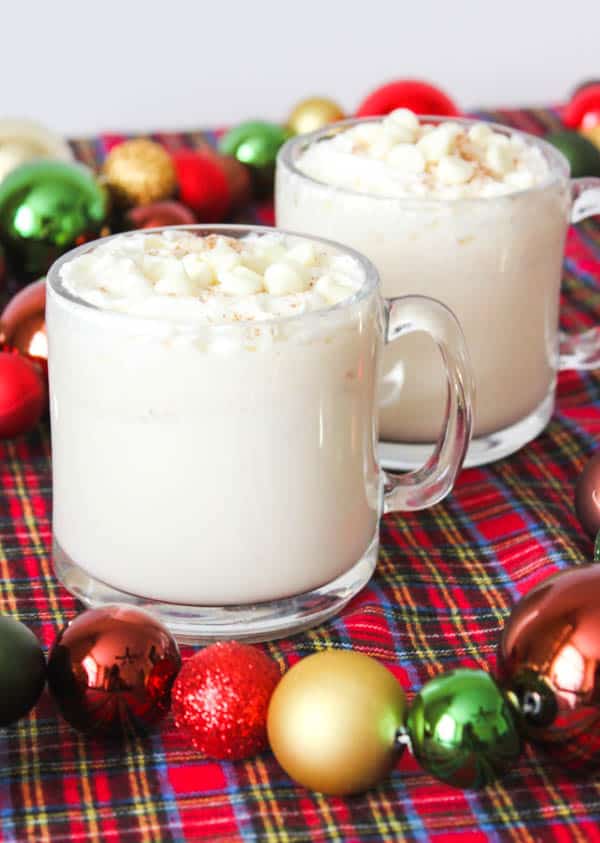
[172,641,281,760]
[172,150,231,221]
[126,200,197,230]
[574,452,600,538]
[219,155,253,210]
[563,84,600,129]
[356,79,460,118]
[498,565,600,769]
[47,604,181,737]
[0,351,45,439]
[0,278,47,372]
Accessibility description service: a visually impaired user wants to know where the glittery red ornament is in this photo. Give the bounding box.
[356,79,460,118]
[0,351,45,439]
[563,84,600,129]
[172,641,281,760]
[172,150,231,221]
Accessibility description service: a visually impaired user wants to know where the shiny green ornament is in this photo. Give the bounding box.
[0,160,107,279]
[219,121,289,197]
[406,669,521,789]
[545,130,600,178]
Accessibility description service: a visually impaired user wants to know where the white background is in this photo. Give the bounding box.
[2,0,599,136]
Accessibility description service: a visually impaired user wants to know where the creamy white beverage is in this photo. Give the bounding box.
[276,111,571,452]
[48,230,380,606]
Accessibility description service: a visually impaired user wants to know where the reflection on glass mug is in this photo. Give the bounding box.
[276,113,600,468]
[46,225,473,642]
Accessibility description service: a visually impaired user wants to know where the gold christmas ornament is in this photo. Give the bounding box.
[267,650,406,795]
[102,139,176,206]
[582,125,600,152]
[286,97,345,136]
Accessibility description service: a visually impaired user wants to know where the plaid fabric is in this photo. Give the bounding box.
[0,106,599,842]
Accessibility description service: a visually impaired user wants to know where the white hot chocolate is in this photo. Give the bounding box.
[276,111,571,445]
[48,230,380,605]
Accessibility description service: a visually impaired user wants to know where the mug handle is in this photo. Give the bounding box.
[559,178,600,370]
[382,295,474,514]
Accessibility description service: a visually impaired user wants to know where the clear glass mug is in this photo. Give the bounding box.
[46,225,473,643]
[276,117,600,468]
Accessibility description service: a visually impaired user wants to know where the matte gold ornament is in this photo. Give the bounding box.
[102,139,176,207]
[287,97,345,136]
[267,650,406,795]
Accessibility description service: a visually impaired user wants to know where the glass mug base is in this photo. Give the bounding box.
[52,531,379,644]
[379,389,555,471]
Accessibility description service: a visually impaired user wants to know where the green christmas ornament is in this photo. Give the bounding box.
[545,130,600,178]
[219,121,289,197]
[406,669,521,789]
[0,160,107,279]
[0,615,46,727]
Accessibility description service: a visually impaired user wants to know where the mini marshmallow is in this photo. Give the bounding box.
[485,139,515,176]
[182,254,215,288]
[314,274,356,305]
[264,262,307,295]
[286,241,317,267]
[417,123,461,163]
[217,265,264,296]
[437,155,475,186]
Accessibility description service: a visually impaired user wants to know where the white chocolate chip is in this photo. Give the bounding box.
[263,262,307,295]
[437,155,475,185]
[217,265,264,295]
[387,144,425,174]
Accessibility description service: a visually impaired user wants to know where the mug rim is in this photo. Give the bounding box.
[277,115,570,205]
[46,223,381,331]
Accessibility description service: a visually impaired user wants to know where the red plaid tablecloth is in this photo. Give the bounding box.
[1,107,600,842]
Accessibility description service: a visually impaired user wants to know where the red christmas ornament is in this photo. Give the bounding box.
[126,200,196,230]
[172,150,231,221]
[0,351,45,439]
[0,278,47,374]
[563,84,600,129]
[356,79,460,118]
[575,452,600,538]
[172,641,281,760]
[47,604,181,737]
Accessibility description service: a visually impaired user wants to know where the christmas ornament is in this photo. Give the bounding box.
[102,139,176,207]
[0,242,4,288]
[575,452,600,538]
[0,161,107,279]
[172,641,280,760]
[356,80,460,118]
[0,352,45,438]
[47,604,181,737]
[406,669,521,789]
[267,650,406,795]
[572,79,600,98]
[219,155,252,210]
[219,121,288,197]
[0,278,47,365]
[498,564,600,767]
[126,200,196,229]
[582,124,600,152]
[563,84,600,129]
[0,118,73,184]
[0,615,46,726]
[286,97,345,136]
[172,150,230,220]
[545,131,600,178]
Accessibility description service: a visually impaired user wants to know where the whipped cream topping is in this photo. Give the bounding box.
[295,110,551,199]
[59,230,365,323]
